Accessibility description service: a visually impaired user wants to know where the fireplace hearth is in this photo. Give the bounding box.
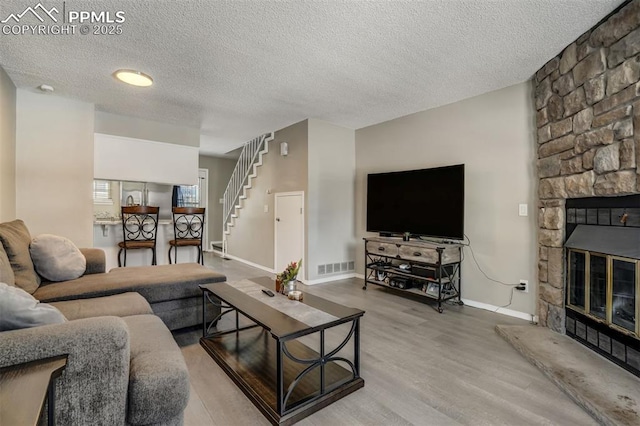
[564,195,640,376]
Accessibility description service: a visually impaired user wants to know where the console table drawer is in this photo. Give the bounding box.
[398,245,438,263]
[398,245,461,264]
[366,241,398,257]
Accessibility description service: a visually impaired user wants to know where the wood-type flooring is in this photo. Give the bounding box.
[174,253,596,425]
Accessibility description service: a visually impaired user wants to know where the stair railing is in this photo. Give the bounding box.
[222,132,273,256]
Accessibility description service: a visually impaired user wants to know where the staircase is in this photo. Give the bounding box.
[222,132,274,256]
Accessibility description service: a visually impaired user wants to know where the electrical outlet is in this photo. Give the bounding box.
[519,279,528,293]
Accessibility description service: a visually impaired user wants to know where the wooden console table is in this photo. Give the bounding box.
[0,355,68,426]
[364,237,463,312]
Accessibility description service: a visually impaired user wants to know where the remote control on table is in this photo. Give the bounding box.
[262,289,275,297]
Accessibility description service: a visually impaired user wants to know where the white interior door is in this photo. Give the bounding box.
[275,192,304,279]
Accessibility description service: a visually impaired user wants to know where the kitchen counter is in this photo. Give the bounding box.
[94,219,174,225]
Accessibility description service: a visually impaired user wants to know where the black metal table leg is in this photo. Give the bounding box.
[354,318,361,378]
[276,340,283,416]
[320,330,325,394]
[202,291,206,337]
[47,381,55,426]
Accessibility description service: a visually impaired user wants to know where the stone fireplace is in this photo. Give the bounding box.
[534,0,640,339]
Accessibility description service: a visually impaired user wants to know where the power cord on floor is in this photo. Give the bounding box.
[464,233,520,310]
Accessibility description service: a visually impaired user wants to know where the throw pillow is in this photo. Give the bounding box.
[0,220,40,294]
[30,234,86,282]
[0,282,67,331]
[0,245,15,286]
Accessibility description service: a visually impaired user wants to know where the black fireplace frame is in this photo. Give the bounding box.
[564,194,640,378]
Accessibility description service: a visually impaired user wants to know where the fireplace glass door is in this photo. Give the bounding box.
[568,250,586,310]
[611,258,637,332]
[589,254,607,319]
[567,249,639,336]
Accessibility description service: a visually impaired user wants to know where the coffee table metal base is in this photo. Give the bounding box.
[200,328,363,425]
[200,286,364,425]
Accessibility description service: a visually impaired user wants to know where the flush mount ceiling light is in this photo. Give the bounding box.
[113,69,153,87]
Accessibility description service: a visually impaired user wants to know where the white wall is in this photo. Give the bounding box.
[16,91,94,246]
[94,111,200,147]
[307,119,356,281]
[226,120,309,272]
[0,66,16,222]
[94,133,199,185]
[355,82,537,315]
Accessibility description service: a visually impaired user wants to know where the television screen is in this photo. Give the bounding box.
[366,164,465,240]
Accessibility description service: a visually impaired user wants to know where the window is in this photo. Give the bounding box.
[93,180,113,204]
[173,185,200,207]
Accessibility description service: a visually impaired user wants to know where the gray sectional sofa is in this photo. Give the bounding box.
[0,220,228,425]
[1,220,227,330]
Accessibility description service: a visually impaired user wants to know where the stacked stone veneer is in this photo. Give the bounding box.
[534,0,640,332]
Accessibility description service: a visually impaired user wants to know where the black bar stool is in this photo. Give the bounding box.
[118,206,159,267]
[168,207,205,265]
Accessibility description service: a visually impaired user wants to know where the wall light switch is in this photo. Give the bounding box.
[264,205,269,213]
[518,204,528,216]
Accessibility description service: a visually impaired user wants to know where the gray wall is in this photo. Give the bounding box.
[355,82,537,315]
[227,120,309,273]
[307,119,356,281]
[95,111,200,147]
[16,91,95,246]
[0,66,16,222]
[198,155,237,244]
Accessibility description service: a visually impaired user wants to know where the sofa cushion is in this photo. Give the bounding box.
[0,220,40,293]
[0,244,15,286]
[0,282,66,331]
[30,234,86,282]
[79,248,106,275]
[33,263,226,304]
[51,292,153,321]
[123,314,189,425]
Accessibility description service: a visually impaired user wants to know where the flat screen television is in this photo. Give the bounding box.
[366,164,465,240]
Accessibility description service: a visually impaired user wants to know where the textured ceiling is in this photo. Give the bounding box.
[0,0,624,155]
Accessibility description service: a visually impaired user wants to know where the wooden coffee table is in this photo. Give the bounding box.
[199,277,364,426]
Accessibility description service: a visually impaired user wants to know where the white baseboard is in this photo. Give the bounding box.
[221,253,275,274]
[461,298,535,322]
[303,273,356,285]
[353,275,533,322]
